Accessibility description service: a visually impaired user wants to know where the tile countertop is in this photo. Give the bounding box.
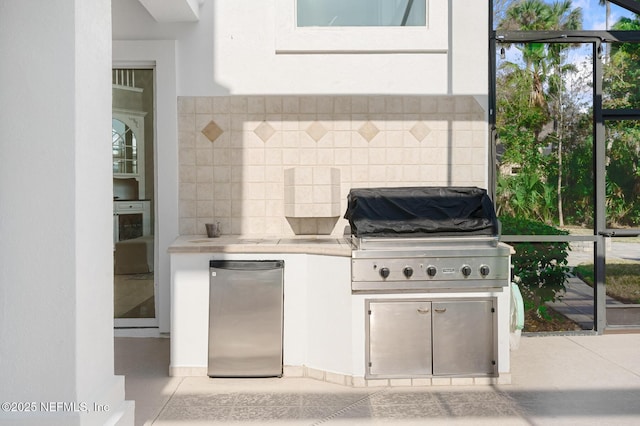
[168,235,353,257]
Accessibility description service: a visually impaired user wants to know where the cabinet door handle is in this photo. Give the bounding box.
[434,308,447,313]
[417,307,430,314]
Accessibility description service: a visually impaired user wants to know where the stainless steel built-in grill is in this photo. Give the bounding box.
[345,187,510,293]
[344,187,511,379]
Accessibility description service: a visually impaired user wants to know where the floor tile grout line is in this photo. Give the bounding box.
[310,389,387,425]
[567,336,640,380]
[146,376,186,425]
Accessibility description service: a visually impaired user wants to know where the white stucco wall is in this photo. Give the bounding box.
[112,0,488,96]
[0,1,132,424]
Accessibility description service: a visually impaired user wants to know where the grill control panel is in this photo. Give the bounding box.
[351,256,509,291]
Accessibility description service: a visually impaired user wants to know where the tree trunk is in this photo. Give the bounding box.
[557,68,565,227]
[605,1,611,63]
[557,136,564,226]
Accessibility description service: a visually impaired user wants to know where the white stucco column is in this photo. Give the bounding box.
[0,1,134,425]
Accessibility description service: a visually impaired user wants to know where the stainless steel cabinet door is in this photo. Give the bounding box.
[368,301,432,377]
[432,299,495,376]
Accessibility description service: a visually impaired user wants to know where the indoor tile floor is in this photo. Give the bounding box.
[114,273,155,318]
[115,333,640,425]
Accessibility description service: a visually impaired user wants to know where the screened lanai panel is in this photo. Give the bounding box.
[495,41,595,229]
[604,242,640,327]
[495,40,597,332]
[603,40,640,110]
[603,117,640,328]
[604,121,640,230]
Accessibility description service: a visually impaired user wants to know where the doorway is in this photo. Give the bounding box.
[112,68,157,328]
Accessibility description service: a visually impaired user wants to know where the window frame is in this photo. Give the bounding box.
[275,0,448,54]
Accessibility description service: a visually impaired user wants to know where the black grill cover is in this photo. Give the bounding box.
[344,187,498,237]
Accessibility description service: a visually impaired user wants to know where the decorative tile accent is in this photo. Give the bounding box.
[358,121,379,142]
[306,121,328,142]
[254,121,276,142]
[410,121,431,141]
[201,120,223,143]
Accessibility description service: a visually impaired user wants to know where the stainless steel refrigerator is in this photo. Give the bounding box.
[208,260,284,377]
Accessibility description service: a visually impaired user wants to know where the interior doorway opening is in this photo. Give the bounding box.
[112,67,157,328]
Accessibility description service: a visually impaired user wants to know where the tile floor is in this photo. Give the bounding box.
[115,333,640,425]
[114,273,155,318]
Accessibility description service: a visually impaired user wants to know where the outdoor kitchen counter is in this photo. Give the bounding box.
[168,235,512,385]
[168,235,353,256]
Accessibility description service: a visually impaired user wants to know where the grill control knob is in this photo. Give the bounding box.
[379,267,390,279]
[426,266,437,277]
[480,265,491,277]
[403,266,414,278]
[461,265,472,277]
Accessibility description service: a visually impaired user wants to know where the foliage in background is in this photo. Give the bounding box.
[495,1,640,330]
[561,134,594,226]
[496,0,585,227]
[497,173,556,223]
[496,1,640,229]
[501,216,570,319]
[602,17,640,227]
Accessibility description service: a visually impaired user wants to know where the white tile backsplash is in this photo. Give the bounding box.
[178,97,195,114]
[177,95,488,236]
[265,97,283,114]
[247,96,265,114]
[196,166,213,183]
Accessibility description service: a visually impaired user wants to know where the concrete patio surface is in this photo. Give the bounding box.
[114,241,640,425]
[545,276,622,330]
[115,334,640,425]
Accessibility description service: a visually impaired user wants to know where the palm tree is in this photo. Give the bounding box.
[600,0,611,62]
[499,0,554,108]
[547,0,582,226]
[497,0,583,225]
[599,0,611,30]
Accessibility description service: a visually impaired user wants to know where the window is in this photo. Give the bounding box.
[297,0,426,27]
[275,0,447,53]
[112,118,138,174]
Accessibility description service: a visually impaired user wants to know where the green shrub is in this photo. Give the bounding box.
[501,216,570,319]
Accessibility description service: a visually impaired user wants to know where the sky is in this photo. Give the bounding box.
[572,0,636,30]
